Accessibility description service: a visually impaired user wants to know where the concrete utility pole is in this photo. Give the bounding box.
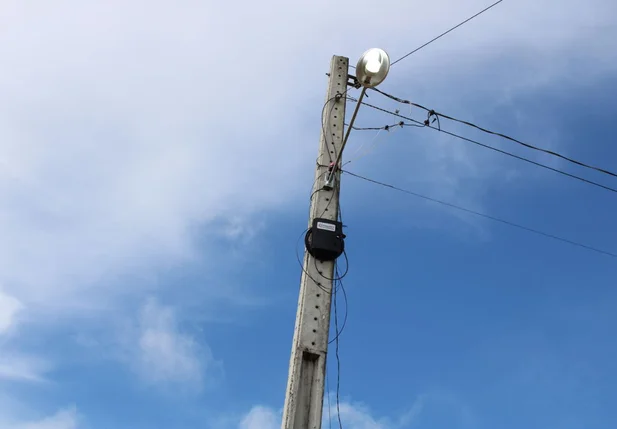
[281,55,349,429]
[281,49,390,429]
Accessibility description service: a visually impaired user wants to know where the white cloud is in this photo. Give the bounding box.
[0,0,615,320]
[134,298,211,387]
[334,402,387,429]
[239,400,389,429]
[238,393,466,429]
[4,407,78,429]
[0,354,49,383]
[0,290,23,335]
[239,406,280,429]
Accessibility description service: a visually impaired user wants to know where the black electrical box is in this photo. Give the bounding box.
[305,218,345,261]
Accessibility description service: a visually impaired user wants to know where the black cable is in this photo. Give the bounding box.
[310,170,329,202]
[353,100,617,195]
[310,169,339,230]
[369,87,443,113]
[314,251,349,281]
[318,189,337,220]
[344,121,424,131]
[322,89,351,163]
[309,164,338,219]
[295,229,338,295]
[322,95,339,163]
[371,88,617,180]
[328,272,348,345]
[343,169,617,258]
[333,265,343,429]
[391,0,505,66]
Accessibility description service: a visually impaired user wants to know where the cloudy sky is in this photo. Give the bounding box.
[1,0,617,428]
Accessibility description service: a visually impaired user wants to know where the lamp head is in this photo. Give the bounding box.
[356,48,390,88]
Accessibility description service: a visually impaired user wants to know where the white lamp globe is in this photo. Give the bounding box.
[356,48,390,88]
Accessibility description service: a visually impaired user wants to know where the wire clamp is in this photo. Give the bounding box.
[324,162,337,190]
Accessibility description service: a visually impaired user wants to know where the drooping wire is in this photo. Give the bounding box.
[328,272,348,345]
[300,141,346,296]
[343,122,413,167]
[321,89,351,163]
[322,95,339,163]
[350,99,617,195]
[333,264,344,429]
[345,125,389,162]
[391,0,505,66]
[310,169,329,202]
[314,251,349,282]
[295,229,340,295]
[371,87,617,180]
[345,122,425,132]
[310,163,340,222]
[314,87,351,218]
[342,169,617,258]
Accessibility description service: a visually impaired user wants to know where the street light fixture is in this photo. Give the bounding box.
[326,48,390,188]
[355,48,390,88]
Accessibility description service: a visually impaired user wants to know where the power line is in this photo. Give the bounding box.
[391,0,505,66]
[371,88,617,180]
[349,99,617,195]
[345,121,424,131]
[344,122,419,167]
[342,169,617,258]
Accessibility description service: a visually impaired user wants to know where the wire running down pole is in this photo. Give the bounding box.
[326,87,366,188]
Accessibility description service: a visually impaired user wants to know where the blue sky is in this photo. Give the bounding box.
[1,0,617,428]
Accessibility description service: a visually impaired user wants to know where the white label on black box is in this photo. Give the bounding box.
[316,222,336,232]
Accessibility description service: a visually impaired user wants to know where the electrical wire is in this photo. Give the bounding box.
[351,99,617,195]
[310,169,330,202]
[310,168,340,233]
[322,95,340,163]
[343,123,408,167]
[314,251,349,281]
[328,271,348,345]
[333,265,344,429]
[328,201,348,377]
[342,169,617,258]
[310,164,338,219]
[391,0,505,66]
[346,125,388,161]
[346,121,424,132]
[318,187,338,219]
[313,86,356,239]
[371,87,617,180]
[322,89,351,163]
[295,229,339,295]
